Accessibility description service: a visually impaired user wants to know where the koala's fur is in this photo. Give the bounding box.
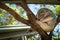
[36,8,56,32]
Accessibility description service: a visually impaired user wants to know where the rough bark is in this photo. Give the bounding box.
[41,36,52,40]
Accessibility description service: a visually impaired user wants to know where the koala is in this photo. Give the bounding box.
[36,8,57,32]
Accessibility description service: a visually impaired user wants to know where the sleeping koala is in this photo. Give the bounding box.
[36,8,57,32]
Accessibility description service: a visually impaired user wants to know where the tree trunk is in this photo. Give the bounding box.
[41,36,52,40]
[41,32,52,40]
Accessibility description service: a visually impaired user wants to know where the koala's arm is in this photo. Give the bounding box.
[36,21,53,32]
[36,8,57,32]
[42,17,53,22]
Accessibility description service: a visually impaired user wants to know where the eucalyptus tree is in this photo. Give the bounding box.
[0,0,60,40]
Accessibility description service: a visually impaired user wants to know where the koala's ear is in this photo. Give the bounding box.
[36,14,40,21]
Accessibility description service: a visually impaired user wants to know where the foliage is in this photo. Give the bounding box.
[0,3,28,26]
[54,36,60,40]
[55,5,60,15]
[27,36,38,40]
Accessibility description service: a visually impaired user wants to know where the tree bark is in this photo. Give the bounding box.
[41,36,52,40]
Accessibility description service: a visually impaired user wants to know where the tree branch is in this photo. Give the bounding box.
[16,0,37,21]
[28,20,51,40]
[16,1,51,39]
[0,2,51,40]
[0,2,30,26]
[56,15,60,23]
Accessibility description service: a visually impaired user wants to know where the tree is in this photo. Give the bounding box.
[0,0,60,40]
[0,9,13,25]
[55,5,60,15]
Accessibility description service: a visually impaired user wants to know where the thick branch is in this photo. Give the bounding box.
[28,20,51,40]
[0,2,51,40]
[57,15,60,23]
[16,1,51,39]
[0,2,30,26]
[16,0,37,21]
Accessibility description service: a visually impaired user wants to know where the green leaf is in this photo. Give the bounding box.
[55,5,60,15]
